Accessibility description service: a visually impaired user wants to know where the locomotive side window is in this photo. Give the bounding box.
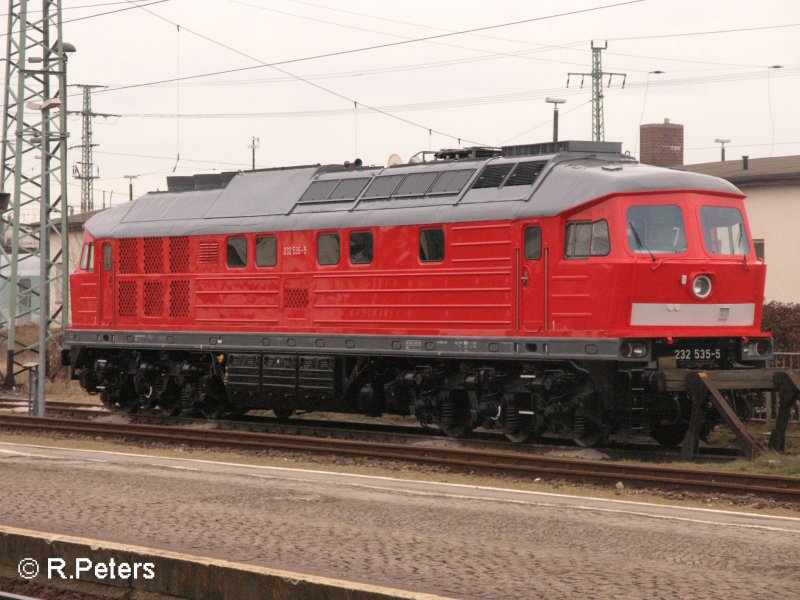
[591,221,610,256]
[754,239,765,261]
[626,205,686,254]
[565,220,610,258]
[700,206,750,255]
[256,236,277,267]
[350,231,374,265]
[103,244,112,271]
[318,233,340,265]
[565,222,591,258]
[524,226,542,260]
[80,243,94,272]
[227,237,248,268]
[420,228,445,262]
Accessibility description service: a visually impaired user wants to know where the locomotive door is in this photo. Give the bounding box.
[99,243,114,326]
[518,222,545,332]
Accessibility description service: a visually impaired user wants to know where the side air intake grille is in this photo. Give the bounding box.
[169,237,190,273]
[119,239,139,274]
[143,238,163,273]
[198,242,219,264]
[169,280,190,318]
[505,161,546,186]
[144,281,163,317]
[471,164,513,189]
[118,280,137,317]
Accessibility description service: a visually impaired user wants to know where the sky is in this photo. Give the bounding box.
[9,0,800,218]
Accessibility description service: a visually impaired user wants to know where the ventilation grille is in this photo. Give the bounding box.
[119,239,139,273]
[143,238,163,273]
[169,237,189,273]
[198,242,219,264]
[471,164,514,189]
[144,281,163,317]
[169,280,190,318]
[284,288,309,309]
[118,280,137,317]
[505,161,546,186]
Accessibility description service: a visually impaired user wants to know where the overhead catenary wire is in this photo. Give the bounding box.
[241,0,781,71]
[97,1,653,98]
[105,65,800,120]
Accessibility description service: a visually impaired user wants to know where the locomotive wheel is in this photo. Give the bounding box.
[197,376,227,419]
[273,407,294,420]
[504,413,545,443]
[650,422,689,448]
[438,391,472,439]
[503,394,545,444]
[105,385,140,414]
[573,425,607,448]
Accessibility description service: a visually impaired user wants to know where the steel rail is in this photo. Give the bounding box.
[0,398,742,461]
[0,414,797,501]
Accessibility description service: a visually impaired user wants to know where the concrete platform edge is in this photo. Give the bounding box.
[0,525,450,600]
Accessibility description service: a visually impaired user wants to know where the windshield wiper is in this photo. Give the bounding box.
[628,222,656,262]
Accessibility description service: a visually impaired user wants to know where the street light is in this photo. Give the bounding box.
[124,175,138,202]
[714,138,731,162]
[25,97,62,418]
[545,98,566,143]
[248,136,260,171]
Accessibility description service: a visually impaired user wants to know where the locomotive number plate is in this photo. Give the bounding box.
[674,348,722,361]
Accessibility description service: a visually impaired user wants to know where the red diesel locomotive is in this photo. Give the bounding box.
[64,140,772,446]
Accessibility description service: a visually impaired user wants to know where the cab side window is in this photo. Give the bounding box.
[565,219,610,258]
[80,243,95,272]
[524,226,542,260]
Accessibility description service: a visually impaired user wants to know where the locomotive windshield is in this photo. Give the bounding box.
[700,206,750,255]
[626,205,687,254]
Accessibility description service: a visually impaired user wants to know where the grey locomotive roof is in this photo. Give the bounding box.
[85,151,742,239]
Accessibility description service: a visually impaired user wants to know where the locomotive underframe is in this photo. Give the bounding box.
[65,331,770,448]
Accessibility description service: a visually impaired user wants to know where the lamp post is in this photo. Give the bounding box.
[124,174,138,202]
[248,136,260,170]
[714,138,731,162]
[26,97,62,417]
[545,98,566,143]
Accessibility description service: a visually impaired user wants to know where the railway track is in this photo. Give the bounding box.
[0,413,797,501]
[0,398,741,462]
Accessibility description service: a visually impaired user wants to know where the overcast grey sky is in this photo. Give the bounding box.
[30,0,800,215]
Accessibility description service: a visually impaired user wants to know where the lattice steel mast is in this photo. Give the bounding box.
[567,41,626,142]
[0,0,71,387]
[69,84,117,214]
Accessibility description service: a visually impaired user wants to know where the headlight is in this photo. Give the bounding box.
[742,338,772,359]
[692,275,712,299]
[620,341,648,358]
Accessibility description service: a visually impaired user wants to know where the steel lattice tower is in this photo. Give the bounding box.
[70,84,115,214]
[0,0,70,387]
[567,41,626,142]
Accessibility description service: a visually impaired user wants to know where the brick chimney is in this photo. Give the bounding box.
[639,118,684,167]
